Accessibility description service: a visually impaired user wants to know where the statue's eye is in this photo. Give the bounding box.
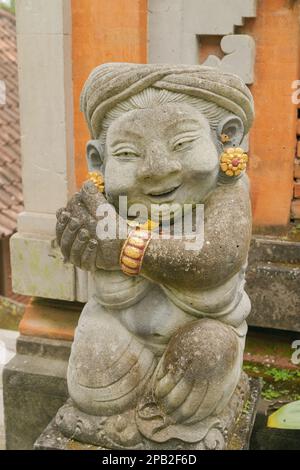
[173,138,195,151]
[113,149,139,158]
[174,142,183,150]
[120,152,135,157]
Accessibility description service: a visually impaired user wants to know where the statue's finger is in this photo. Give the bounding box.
[170,381,206,423]
[80,180,106,217]
[80,239,98,271]
[60,217,83,260]
[69,230,90,268]
[66,192,83,213]
[159,376,193,415]
[56,210,71,246]
[154,370,178,399]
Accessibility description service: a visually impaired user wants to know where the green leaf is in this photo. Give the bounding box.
[268,401,300,429]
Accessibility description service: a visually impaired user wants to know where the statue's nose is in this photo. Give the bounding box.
[137,143,181,180]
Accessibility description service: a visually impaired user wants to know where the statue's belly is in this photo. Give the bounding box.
[90,267,248,347]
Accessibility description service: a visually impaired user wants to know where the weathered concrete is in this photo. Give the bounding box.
[3,335,70,450]
[10,0,76,302]
[34,377,261,450]
[0,329,18,450]
[10,234,76,301]
[247,237,300,332]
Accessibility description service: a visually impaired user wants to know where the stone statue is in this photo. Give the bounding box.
[55,64,254,450]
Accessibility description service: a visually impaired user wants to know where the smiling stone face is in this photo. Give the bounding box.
[103,103,219,220]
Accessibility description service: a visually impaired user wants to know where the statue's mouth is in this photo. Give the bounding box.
[147,184,182,201]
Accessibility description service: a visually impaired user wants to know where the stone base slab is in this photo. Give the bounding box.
[3,334,71,449]
[34,378,261,451]
[246,236,300,332]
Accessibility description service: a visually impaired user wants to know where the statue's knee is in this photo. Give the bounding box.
[68,303,156,415]
[164,319,239,381]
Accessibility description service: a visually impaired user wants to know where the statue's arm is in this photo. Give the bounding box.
[141,178,252,290]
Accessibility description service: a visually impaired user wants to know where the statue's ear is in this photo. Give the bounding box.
[86,140,104,172]
[217,116,244,147]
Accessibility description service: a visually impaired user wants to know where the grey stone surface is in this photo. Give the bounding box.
[203,35,256,84]
[3,335,71,450]
[148,0,257,66]
[35,377,261,450]
[11,0,76,303]
[54,63,254,449]
[246,237,300,332]
[10,234,76,301]
[0,329,18,450]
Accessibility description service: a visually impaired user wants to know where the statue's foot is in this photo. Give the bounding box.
[135,319,248,449]
[135,372,250,450]
[55,371,249,450]
[55,400,144,450]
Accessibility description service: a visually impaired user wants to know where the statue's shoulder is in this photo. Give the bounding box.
[205,175,250,208]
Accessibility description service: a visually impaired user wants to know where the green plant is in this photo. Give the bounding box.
[265,368,294,382]
[243,364,260,374]
[262,387,282,400]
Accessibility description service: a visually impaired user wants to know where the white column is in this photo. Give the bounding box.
[10,0,76,301]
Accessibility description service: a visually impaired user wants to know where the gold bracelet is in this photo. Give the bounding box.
[120,229,152,276]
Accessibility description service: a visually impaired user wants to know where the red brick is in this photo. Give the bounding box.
[291,200,300,219]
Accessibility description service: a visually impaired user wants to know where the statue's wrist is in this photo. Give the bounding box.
[120,229,152,276]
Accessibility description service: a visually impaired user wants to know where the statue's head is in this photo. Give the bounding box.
[81,64,254,219]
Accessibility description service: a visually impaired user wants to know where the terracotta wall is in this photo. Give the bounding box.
[72,0,147,187]
[72,0,300,228]
[291,102,300,219]
[240,0,300,227]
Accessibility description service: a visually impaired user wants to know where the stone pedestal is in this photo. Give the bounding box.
[34,378,261,451]
[3,299,79,450]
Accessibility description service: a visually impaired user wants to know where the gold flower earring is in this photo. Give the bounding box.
[219,134,248,177]
[88,171,105,193]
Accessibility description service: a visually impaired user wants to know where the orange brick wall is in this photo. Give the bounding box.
[72,0,147,187]
[239,0,300,227]
[71,0,300,227]
[292,105,300,219]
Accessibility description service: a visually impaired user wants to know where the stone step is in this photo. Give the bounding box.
[0,329,18,450]
[247,237,300,332]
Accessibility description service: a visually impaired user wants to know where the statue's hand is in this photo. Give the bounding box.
[154,362,195,423]
[56,181,121,271]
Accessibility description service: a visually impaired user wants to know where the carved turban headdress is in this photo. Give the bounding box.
[80,63,254,139]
